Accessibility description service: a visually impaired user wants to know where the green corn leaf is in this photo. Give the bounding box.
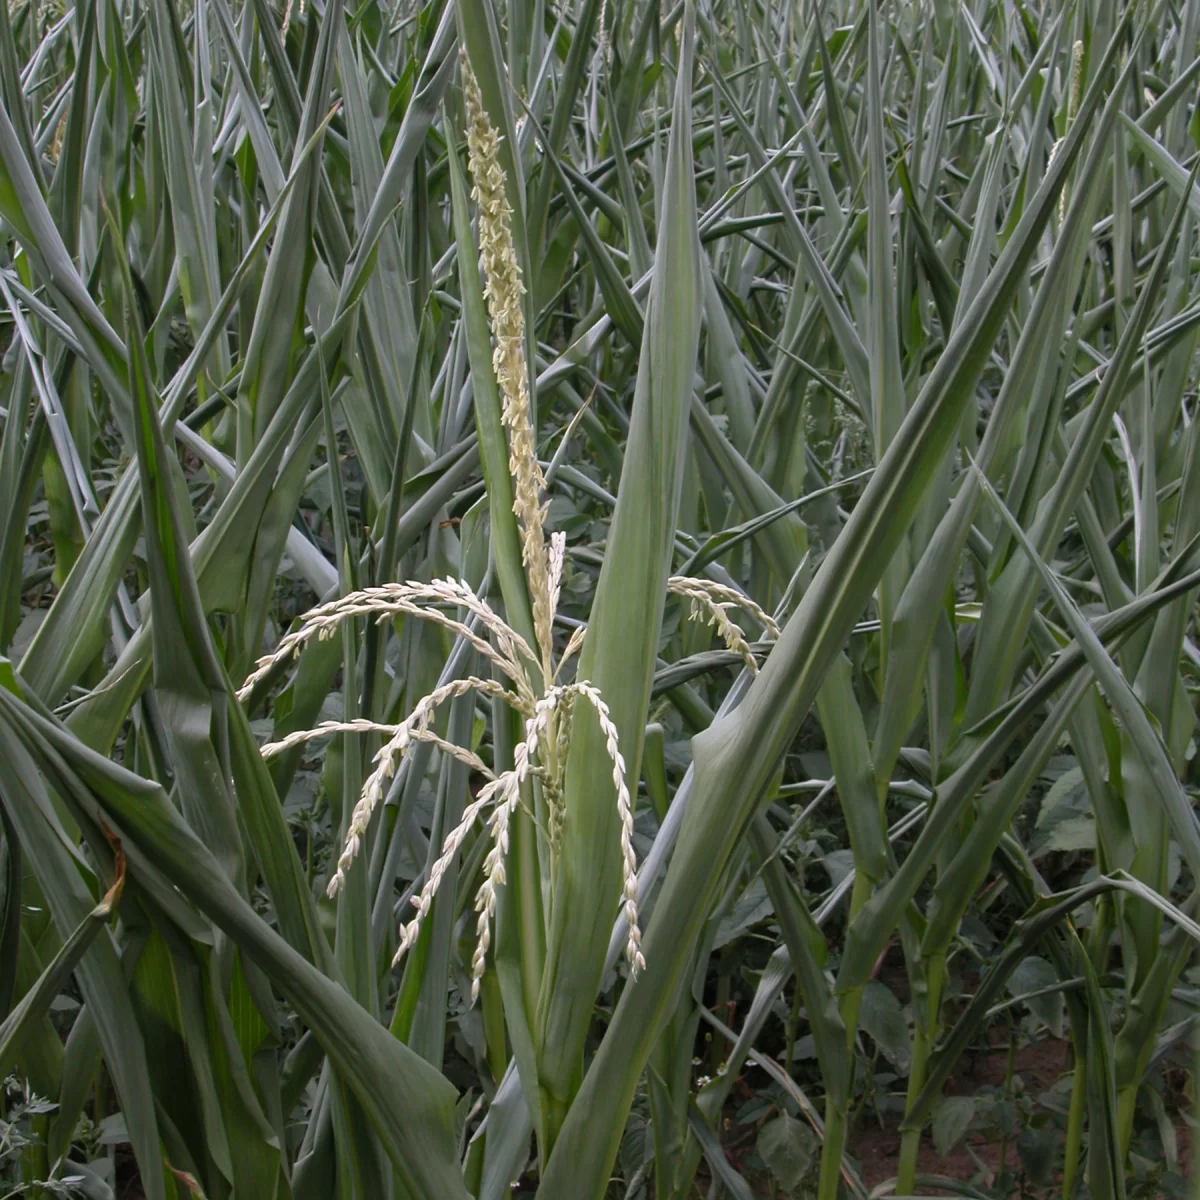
[0,836,123,1078]
[535,0,703,1144]
[0,722,167,1200]
[538,18,1138,1192]
[971,459,1200,888]
[0,688,471,1199]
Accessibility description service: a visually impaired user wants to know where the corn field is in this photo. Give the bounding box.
[1,0,1199,1194]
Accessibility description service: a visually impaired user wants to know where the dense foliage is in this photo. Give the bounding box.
[2,0,1200,1196]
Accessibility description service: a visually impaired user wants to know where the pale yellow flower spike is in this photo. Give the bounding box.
[460,52,555,679]
[1047,40,1085,227]
[572,682,644,975]
[248,56,654,1003]
[326,675,522,898]
[236,578,539,708]
[666,576,780,674]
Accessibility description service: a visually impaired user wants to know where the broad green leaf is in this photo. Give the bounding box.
[932,1097,975,1158]
[859,980,911,1072]
[757,1112,814,1191]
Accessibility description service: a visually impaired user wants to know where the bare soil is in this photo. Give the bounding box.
[852,1036,1072,1192]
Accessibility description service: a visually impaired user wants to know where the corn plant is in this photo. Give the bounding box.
[2,0,1200,1196]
